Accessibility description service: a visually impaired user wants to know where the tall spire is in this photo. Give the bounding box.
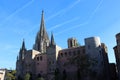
[33,10,50,53]
[21,39,26,50]
[19,39,26,60]
[40,10,44,34]
[39,10,49,40]
[51,32,55,45]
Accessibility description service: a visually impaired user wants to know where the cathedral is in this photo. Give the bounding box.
[16,11,111,80]
[16,11,61,80]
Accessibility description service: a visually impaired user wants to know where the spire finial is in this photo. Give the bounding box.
[23,38,24,42]
[42,10,44,15]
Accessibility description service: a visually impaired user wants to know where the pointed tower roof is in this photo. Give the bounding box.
[19,39,26,60]
[39,10,49,40]
[51,32,55,45]
[33,10,50,52]
[17,55,19,60]
[21,39,26,50]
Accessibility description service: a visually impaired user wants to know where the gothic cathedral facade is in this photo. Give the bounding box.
[16,11,110,80]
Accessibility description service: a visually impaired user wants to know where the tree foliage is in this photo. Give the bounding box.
[6,70,16,80]
[36,77,44,80]
[24,73,30,80]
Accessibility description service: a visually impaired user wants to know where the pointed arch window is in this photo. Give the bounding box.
[37,57,39,61]
[40,56,42,61]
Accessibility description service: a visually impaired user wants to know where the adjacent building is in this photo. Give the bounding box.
[0,69,6,80]
[109,63,117,80]
[16,11,110,80]
[113,33,120,80]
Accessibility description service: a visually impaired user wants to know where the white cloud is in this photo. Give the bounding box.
[55,22,88,36]
[46,0,81,21]
[48,17,80,31]
[54,0,104,36]
[88,0,104,21]
[0,0,34,27]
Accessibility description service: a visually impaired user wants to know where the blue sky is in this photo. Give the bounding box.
[0,0,120,69]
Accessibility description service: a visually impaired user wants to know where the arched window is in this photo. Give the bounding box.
[40,56,42,61]
[65,52,67,57]
[69,51,71,56]
[37,57,39,61]
[77,50,80,54]
[73,51,76,56]
[82,49,85,53]
[61,53,63,57]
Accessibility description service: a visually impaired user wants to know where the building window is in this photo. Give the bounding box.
[99,50,102,54]
[74,40,76,46]
[73,51,76,56]
[61,53,63,57]
[69,51,71,56]
[49,61,51,65]
[37,63,39,65]
[29,64,31,67]
[52,61,54,64]
[77,50,80,54]
[37,57,39,61]
[49,68,51,71]
[40,56,42,61]
[65,52,67,57]
[82,49,85,53]
[88,45,90,49]
[70,40,72,47]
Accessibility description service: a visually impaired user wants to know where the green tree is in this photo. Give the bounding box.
[24,73,30,80]
[6,77,11,80]
[36,73,44,80]
[6,70,16,80]
[11,70,16,76]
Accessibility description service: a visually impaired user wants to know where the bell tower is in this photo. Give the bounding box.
[67,38,77,48]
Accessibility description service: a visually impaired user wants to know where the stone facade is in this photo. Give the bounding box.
[35,53,48,78]
[57,46,85,80]
[85,37,109,80]
[109,63,117,80]
[16,11,110,80]
[113,33,120,80]
[16,11,61,80]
